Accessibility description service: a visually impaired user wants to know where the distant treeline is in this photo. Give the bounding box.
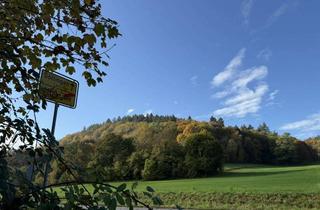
[44,114,320,183]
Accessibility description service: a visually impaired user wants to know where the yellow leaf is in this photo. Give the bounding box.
[85,0,92,5]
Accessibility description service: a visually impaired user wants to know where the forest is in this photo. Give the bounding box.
[20,114,318,184]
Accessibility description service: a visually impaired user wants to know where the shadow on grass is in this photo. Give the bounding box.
[221,169,306,178]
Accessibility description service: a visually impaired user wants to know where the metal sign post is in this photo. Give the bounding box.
[37,70,78,187]
[42,103,59,187]
[51,103,59,136]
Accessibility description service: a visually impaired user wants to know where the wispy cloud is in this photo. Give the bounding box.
[250,2,294,34]
[213,84,268,118]
[173,100,178,105]
[265,3,289,28]
[224,84,268,106]
[265,89,279,107]
[127,108,135,115]
[268,90,279,101]
[211,49,271,118]
[257,48,272,61]
[211,48,246,87]
[280,113,320,132]
[143,109,153,116]
[232,66,268,89]
[211,90,231,99]
[190,75,198,86]
[241,0,254,25]
[212,66,267,99]
[194,113,212,120]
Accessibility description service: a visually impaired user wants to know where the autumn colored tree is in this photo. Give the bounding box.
[47,116,320,183]
[184,133,223,177]
[273,133,299,164]
[142,140,185,180]
[91,134,135,180]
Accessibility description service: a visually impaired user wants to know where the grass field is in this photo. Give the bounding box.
[132,164,320,209]
[129,163,320,193]
[57,164,320,209]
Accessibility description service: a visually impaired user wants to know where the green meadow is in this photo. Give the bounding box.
[130,164,320,193]
[57,164,320,209]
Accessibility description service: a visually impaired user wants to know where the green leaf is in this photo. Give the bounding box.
[43,3,54,16]
[146,186,155,192]
[30,57,42,69]
[109,197,117,210]
[70,0,81,18]
[102,193,111,205]
[82,71,92,79]
[152,196,163,206]
[83,34,96,47]
[101,40,107,48]
[87,78,96,87]
[60,58,68,67]
[94,23,105,36]
[108,26,120,39]
[125,197,133,209]
[66,66,76,74]
[143,192,152,198]
[103,185,113,193]
[117,183,126,192]
[101,61,109,66]
[93,187,99,195]
[34,33,44,42]
[23,94,32,102]
[131,182,138,191]
[116,193,125,205]
[97,77,103,83]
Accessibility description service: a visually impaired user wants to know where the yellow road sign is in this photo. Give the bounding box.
[39,70,79,108]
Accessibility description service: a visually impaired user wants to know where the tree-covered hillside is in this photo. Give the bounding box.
[47,114,319,184]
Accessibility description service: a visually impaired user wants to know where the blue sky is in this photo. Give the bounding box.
[37,0,320,140]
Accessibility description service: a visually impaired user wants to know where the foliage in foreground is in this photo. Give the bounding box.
[0,0,162,209]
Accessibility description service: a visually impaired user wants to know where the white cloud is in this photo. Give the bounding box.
[211,90,231,99]
[280,113,320,132]
[294,131,319,140]
[251,2,295,34]
[143,109,153,116]
[211,49,271,118]
[214,84,268,118]
[265,89,279,107]
[257,48,272,61]
[194,113,212,120]
[268,90,279,101]
[190,75,198,86]
[211,48,246,87]
[127,108,134,115]
[241,0,254,25]
[173,100,178,105]
[232,66,268,89]
[272,3,289,18]
[224,84,268,106]
[214,100,259,118]
[266,3,289,28]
